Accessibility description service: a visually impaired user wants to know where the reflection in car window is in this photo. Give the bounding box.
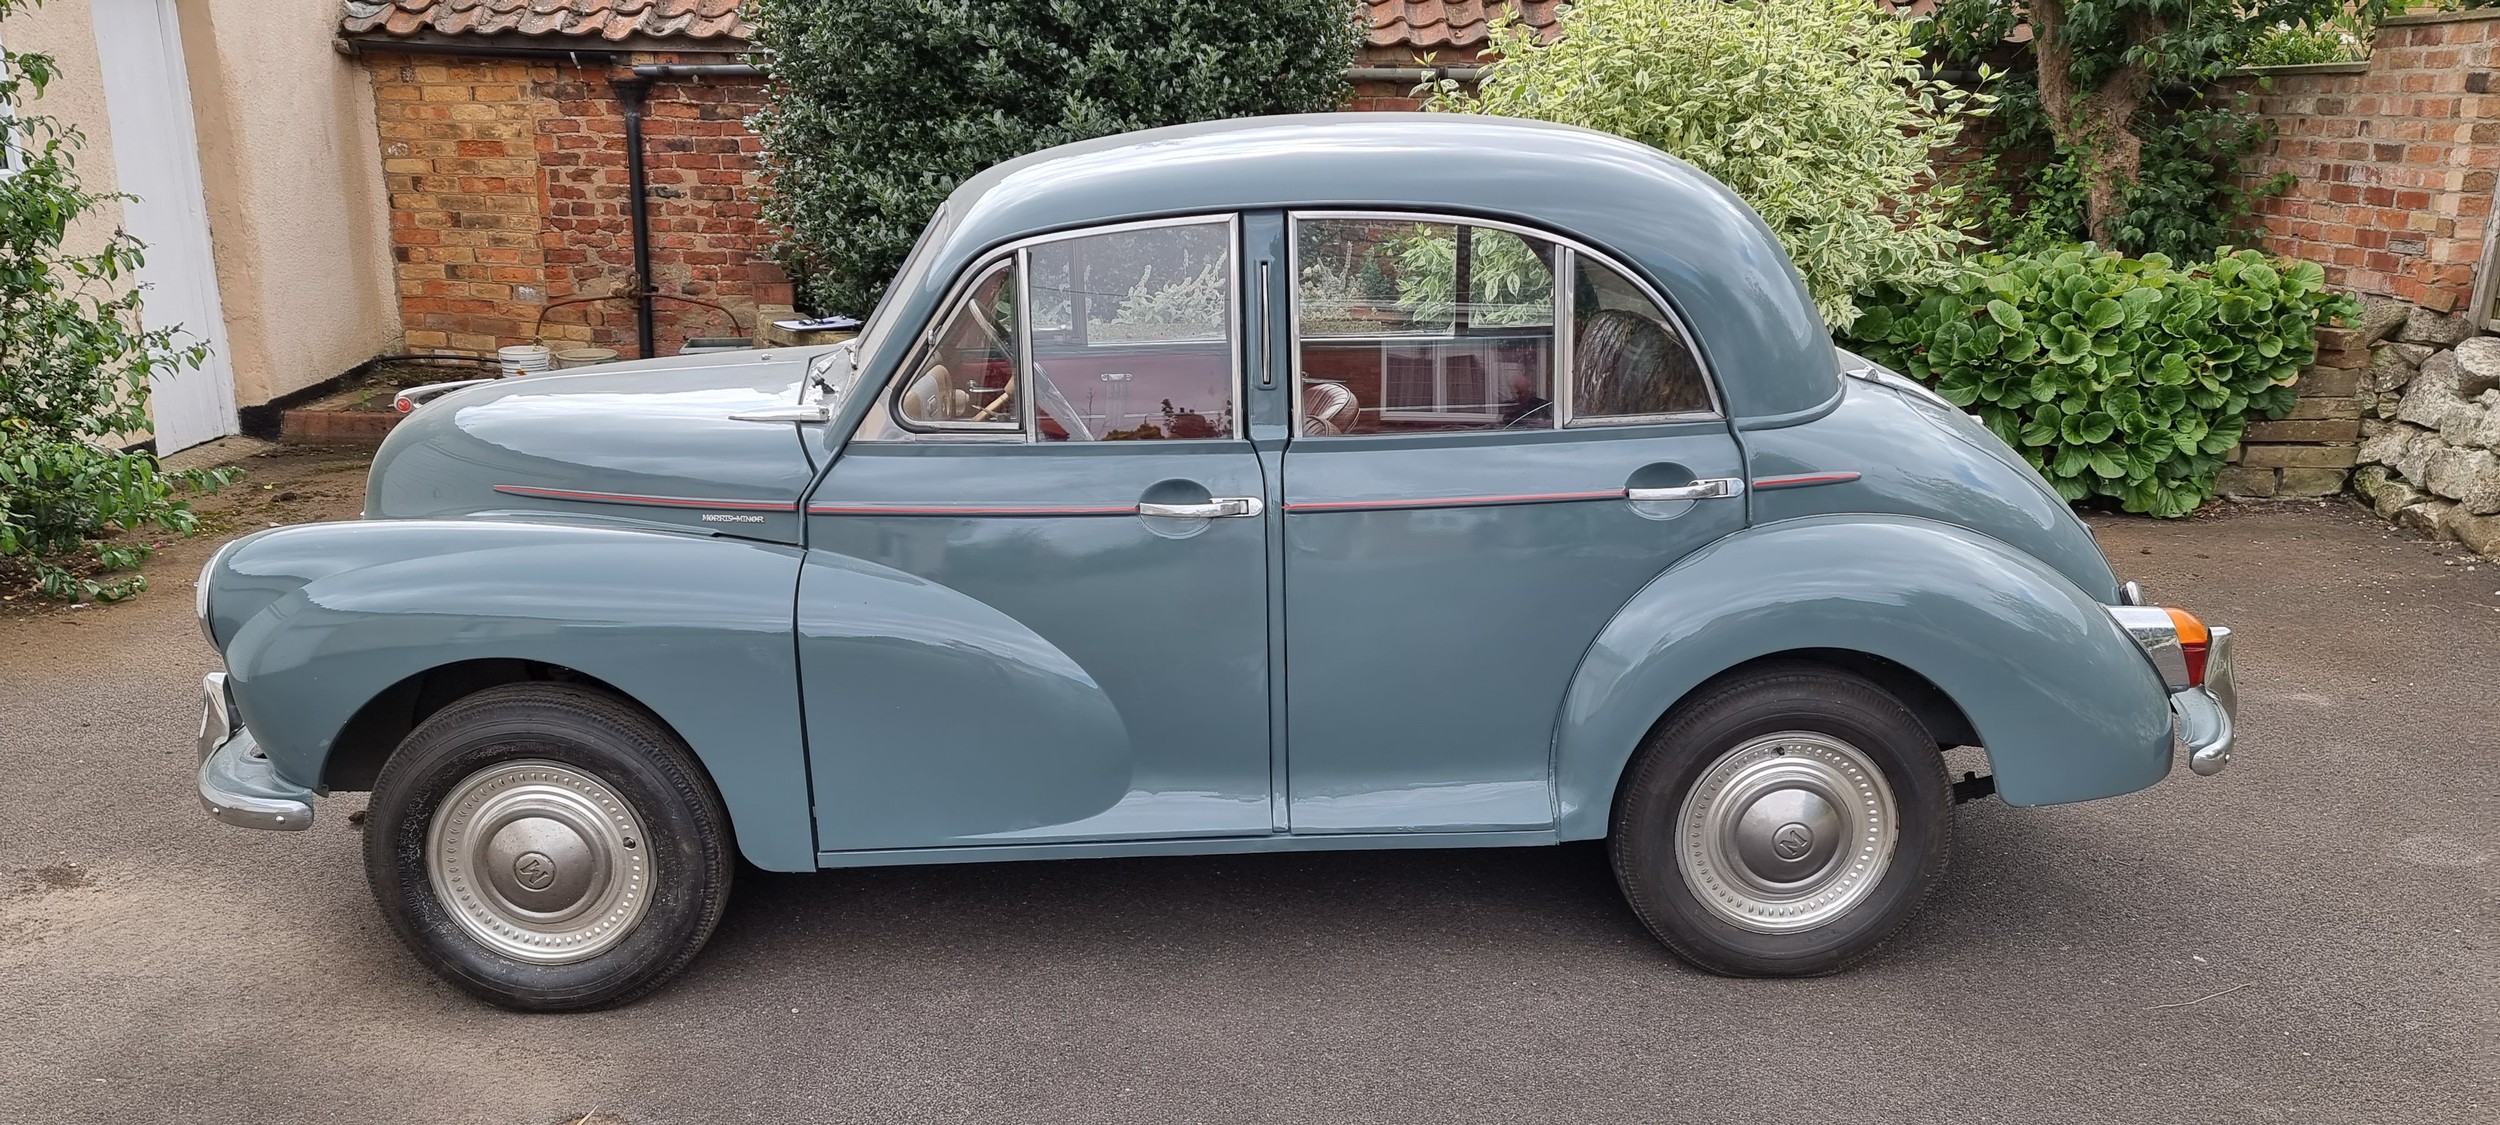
[1026,221,1235,441]
[896,260,1020,430]
[1571,256,1711,420]
[1295,219,1556,435]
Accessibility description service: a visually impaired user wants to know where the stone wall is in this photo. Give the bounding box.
[2216,10,2500,560]
[2350,307,2500,558]
[2215,321,2376,500]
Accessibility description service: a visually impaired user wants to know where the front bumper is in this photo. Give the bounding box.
[197,672,315,830]
[2169,625,2237,777]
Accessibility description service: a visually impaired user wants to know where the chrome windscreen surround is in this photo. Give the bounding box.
[2108,605,2191,689]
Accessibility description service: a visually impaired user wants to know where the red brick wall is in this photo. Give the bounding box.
[2234,11,2500,314]
[368,54,789,361]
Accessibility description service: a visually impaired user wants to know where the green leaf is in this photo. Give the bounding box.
[1986,300,2023,330]
[2082,298,2123,331]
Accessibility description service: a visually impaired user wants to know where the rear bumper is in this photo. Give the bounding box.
[2170,626,2236,777]
[197,672,315,831]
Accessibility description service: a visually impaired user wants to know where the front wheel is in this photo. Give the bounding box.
[364,683,734,1011]
[1609,664,1951,976]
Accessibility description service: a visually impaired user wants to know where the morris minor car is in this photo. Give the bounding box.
[193,115,2237,1011]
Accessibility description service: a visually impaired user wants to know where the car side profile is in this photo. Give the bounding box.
[193,114,2236,1011]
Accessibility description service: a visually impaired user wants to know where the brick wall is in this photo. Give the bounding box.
[2234,11,2500,315]
[369,54,788,360]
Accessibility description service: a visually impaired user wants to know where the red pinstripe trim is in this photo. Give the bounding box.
[1750,472,1861,490]
[1284,489,1625,513]
[493,484,796,512]
[807,503,1138,516]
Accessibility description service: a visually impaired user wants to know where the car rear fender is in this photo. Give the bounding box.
[1554,514,2172,838]
[210,519,815,871]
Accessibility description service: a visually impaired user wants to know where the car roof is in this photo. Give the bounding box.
[886,113,1839,423]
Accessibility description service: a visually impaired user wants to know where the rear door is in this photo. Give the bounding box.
[1278,213,1747,834]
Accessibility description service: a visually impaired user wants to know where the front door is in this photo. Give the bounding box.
[1278,214,1748,834]
[800,216,1274,852]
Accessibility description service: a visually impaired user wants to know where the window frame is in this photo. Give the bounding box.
[1287,210,1725,437]
[877,212,1246,443]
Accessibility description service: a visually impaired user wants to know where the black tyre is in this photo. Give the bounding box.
[364,683,734,1011]
[1609,663,1950,976]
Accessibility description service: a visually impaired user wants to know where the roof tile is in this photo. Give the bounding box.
[1364,1,1567,53]
[336,0,752,43]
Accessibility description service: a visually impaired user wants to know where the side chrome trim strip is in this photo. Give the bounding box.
[1750,471,1862,490]
[492,484,797,512]
[807,503,1139,517]
[1284,489,1626,513]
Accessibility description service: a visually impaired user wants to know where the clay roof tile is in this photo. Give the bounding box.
[336,0,753,43]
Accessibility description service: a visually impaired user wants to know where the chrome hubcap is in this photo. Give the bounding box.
[427,760,650,964]
[1676,732,1896,933]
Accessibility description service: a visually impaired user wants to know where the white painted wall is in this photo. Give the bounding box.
[2,0,400,449]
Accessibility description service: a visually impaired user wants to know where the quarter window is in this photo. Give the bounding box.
[1570,255,1711,420]
[896,260,1020,431]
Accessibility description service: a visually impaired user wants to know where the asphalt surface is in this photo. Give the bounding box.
[2,485,2494,1124]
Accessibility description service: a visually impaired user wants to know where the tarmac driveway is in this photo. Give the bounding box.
[2,473,2493,1125]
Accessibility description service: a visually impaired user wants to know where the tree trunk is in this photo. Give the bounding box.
[2029,0,2152,246]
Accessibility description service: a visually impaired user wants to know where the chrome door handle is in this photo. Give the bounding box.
[1627,478,1744,502]
[729,404,831,424]
[1138,496,1265,519]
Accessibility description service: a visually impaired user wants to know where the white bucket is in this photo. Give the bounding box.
[553,347,619,369]
[497,344,553,378]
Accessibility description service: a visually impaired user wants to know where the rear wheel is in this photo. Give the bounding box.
[364,683,733,1011]
[1609,664,1950,976]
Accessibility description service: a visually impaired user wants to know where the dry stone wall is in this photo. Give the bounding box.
[2349,304,2500,559]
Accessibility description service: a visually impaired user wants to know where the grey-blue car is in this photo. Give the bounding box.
[194,115,2237,1011]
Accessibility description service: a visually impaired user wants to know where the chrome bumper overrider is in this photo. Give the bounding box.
[197,672,314,830]
[2170,626,2237,777]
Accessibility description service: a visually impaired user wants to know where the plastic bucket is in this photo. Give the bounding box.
[553,347,619,369]
[497,344,553,378]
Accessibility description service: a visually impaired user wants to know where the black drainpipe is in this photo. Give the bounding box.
[612,76,658,359]
[609,64,763,359]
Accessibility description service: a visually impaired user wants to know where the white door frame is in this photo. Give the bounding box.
[91,0,238,452]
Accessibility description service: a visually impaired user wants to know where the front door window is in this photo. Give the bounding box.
[1027,221,1237,440]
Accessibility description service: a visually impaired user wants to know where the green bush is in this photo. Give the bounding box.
[1847,246,2358,518]
[1427,0,1990,331]
[0,0,231,602]
[749,0,1360,318]
[2238,19,2372,66]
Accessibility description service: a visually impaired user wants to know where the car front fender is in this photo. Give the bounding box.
[212,519,814,871]
[1555,514,2172,838]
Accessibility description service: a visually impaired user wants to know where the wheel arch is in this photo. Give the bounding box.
[1553,515,2174,840]
[325,659,650,791]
